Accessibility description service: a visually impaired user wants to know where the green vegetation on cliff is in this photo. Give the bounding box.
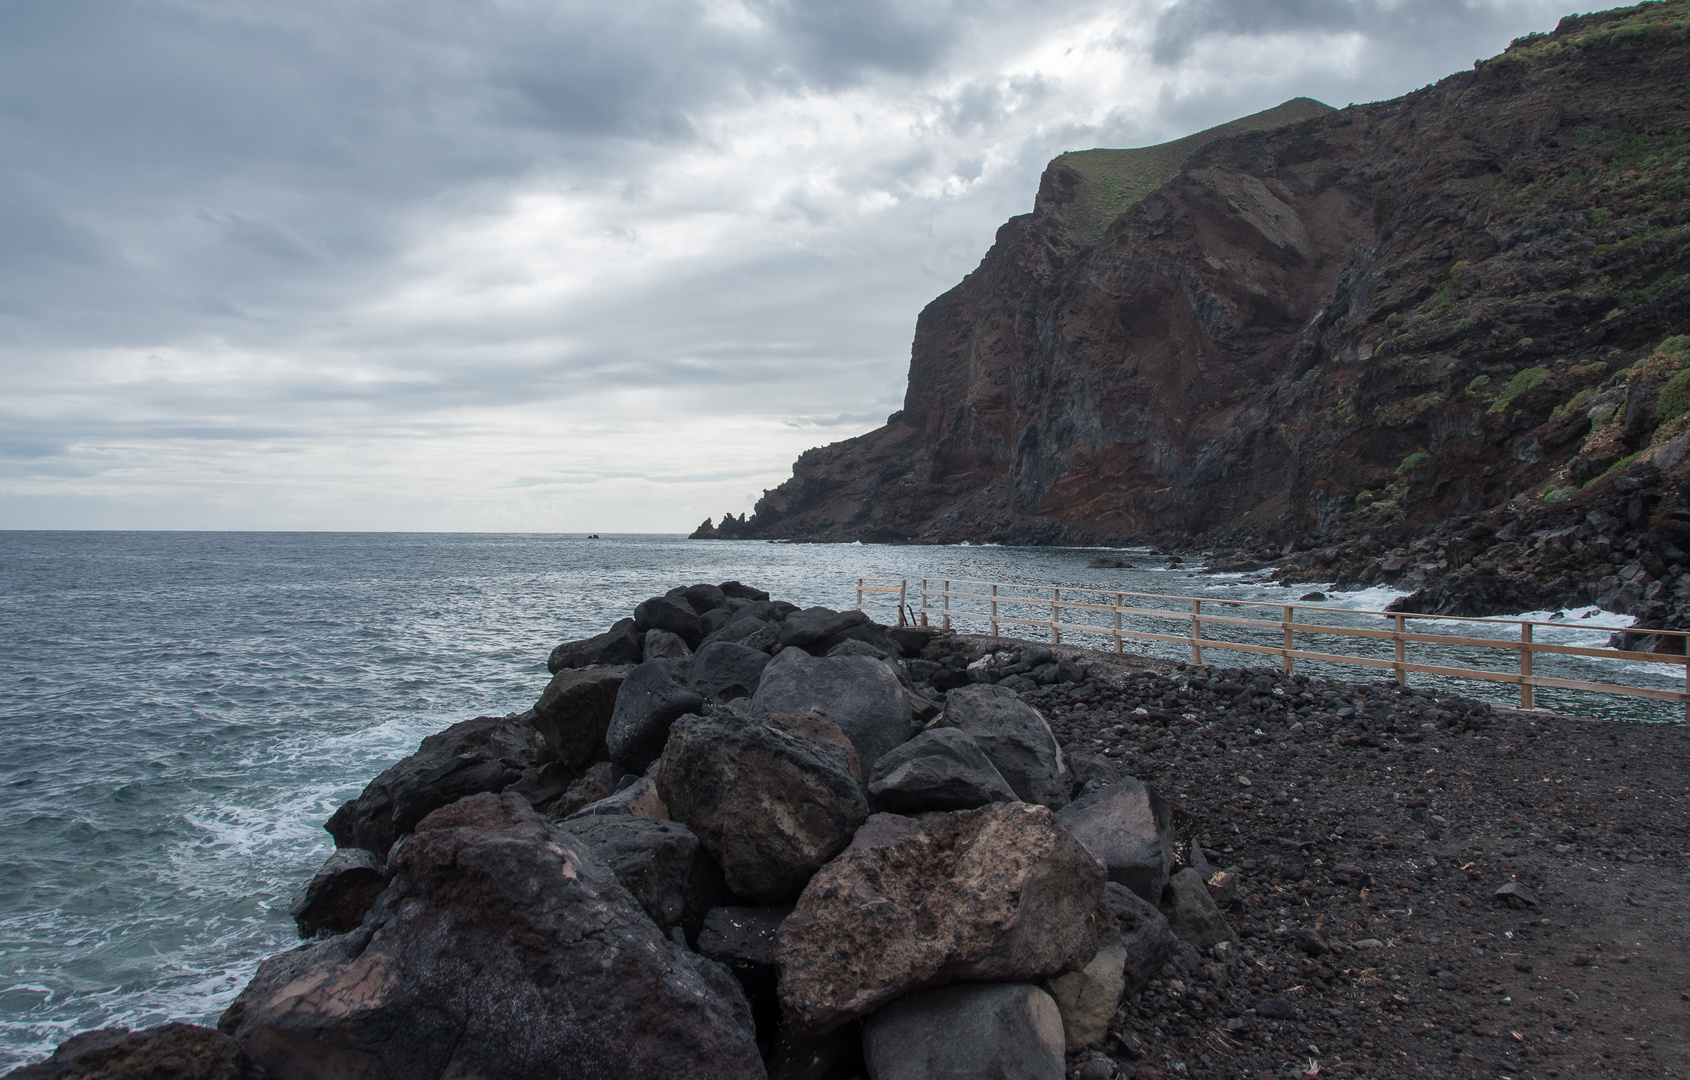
[1050,98,1334,243]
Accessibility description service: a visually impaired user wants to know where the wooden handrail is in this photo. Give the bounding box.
[854,576,1690,723]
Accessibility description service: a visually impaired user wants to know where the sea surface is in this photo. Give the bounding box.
[0,531,1668,1068]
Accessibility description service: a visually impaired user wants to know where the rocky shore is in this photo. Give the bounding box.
[10,584,1687,1080]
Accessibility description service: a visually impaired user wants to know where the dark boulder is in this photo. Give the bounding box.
[861,983,1064,1080]
[699,608,734,638]
[865,727,1017,813]
[720,581,771,601]
[530,664,628,769]
[5,1024,260,1080]
[1055,778,1174,904]
[697,905,795,1049]
[824,637,894,660]
[547,617,642,673]
[1160,867,1236,950]
[324,711,548,856]
[681,583,729,615]
[223,793,765,1080]
[562,761,668,821]
[940,685,1070,809]
[606,660,705,773]
[558,815,726,941]
[778,607,869,650]
[537,772,610,819]
[697,904,792,970]
[845,811,926,851]
[766,1023,865,1080]
[504,760,577,812]
[289,847,387,938]
[886,626,932,657]
[689,641,773,701]
[635,595,704,648]
[1387,567,1577,619]
[1101,881,1178,992]
[750,649,913,769]
[644,628,693,660]
[658,710,867,903]
[815,622,902,658]
[1066,752,1123,799]
[704,616,782,653]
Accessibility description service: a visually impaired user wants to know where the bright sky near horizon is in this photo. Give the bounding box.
[2,0,1573,532]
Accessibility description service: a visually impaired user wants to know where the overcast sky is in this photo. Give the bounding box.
[0,0,1572,531]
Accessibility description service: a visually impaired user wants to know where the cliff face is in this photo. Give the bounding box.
[724,2,1690,547]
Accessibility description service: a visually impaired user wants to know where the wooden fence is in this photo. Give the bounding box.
[855,576,1690,722]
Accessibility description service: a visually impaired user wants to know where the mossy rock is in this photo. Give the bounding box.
[1657,368,1690,426]
[1489,366,1553,413]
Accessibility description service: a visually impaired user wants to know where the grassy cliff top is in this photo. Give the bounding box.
[1050,97,1336,243]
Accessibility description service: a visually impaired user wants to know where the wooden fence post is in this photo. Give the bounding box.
[1190,599,1203,665]
[897,580,908,627]
[1394,614,1406,686]
[856,578,864,611]
[990,584,999,639]
[918,579,928,627]
[1050,587,1060,644]
[1520,622,1533,709]
[1282,605,1295,674]
[1113,593,1123,653]
[943,580,951,630]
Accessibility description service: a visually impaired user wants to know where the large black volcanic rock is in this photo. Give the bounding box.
[325,712,549,856]
[224,793,765,1080]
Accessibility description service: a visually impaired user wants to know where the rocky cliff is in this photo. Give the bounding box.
[708,1,1690,552]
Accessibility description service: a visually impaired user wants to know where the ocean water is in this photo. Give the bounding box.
[0,531,1669,1069]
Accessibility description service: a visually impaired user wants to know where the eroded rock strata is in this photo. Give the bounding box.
[704,4,1690,605]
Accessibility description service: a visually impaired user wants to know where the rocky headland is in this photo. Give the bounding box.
[12,582,1687,1080]
[696,1,1690,623]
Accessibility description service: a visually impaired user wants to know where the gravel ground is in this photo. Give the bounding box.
[925,633,1690,1080]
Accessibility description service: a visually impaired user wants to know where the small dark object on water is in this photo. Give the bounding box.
[1299,591,1326,602]
[1088,557,1133,569]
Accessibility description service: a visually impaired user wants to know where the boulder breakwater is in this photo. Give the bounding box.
[10,582,1689,1079]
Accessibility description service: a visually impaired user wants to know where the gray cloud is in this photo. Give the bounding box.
[1152,0,1561,66]
[0,0,1572,529]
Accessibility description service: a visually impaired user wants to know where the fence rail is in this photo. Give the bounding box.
[855,576,1690,722]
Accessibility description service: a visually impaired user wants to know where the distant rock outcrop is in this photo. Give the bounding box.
[717,6,1690,551]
